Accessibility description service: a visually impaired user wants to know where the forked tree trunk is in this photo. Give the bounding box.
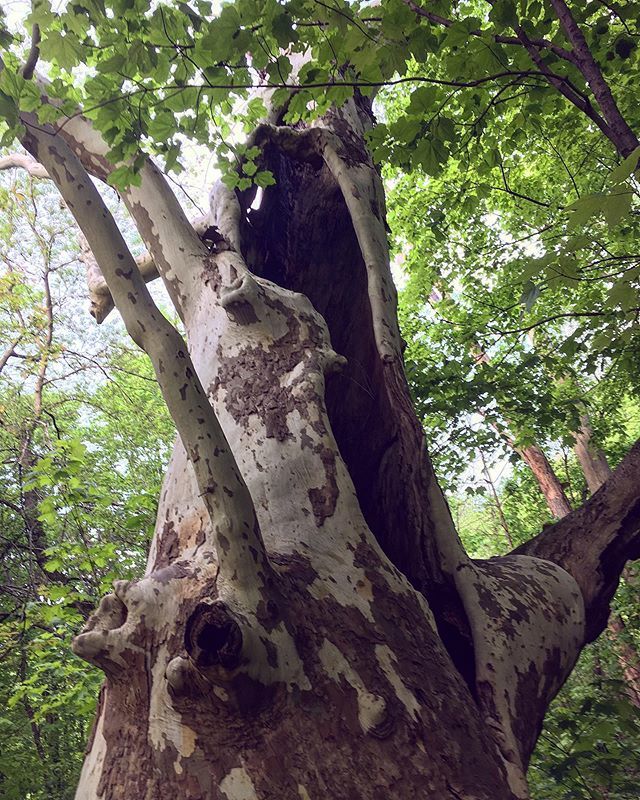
[17,89,640,800]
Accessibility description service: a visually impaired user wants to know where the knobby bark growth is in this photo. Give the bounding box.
[4,74,639,800]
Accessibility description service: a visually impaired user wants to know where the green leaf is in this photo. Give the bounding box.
[107,165,142,190]
[40,29,84,69]
[609,146,640,184]
[242,160,257,176]
[148,112,177,141]
[272,12,298,48]
[255,170,276,188]
[408,86,437,114]
[606,280,634,311]
[603,191,633,229]
[566,193,606,228]
[0,90,18,126]
[96,53,126,73]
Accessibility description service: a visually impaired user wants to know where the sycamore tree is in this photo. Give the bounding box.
[0,1,639,798]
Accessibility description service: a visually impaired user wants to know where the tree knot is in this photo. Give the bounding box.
[185,601,244,671]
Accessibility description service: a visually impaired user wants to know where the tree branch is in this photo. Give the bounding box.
[0,335,22,376]
[547,0,639,157]
[511,24,619,149]
[20,72,211,323]
[0,153,49,178]
[514,438,640,642]
[403,0,578,65]
[487,309,634,336]
[84,214,211,322]
[0,147,214,322]
[20,24,40,80]
[21,118,271,595]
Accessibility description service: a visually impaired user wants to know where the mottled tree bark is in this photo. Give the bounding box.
[12,89,640,800]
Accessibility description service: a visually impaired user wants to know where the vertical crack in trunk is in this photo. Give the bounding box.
[244,112,477,688]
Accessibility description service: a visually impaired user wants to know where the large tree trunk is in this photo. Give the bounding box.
[18,90,640,800]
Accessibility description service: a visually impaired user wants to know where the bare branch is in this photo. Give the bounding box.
[21,24,41,80]
[0,153,49,179]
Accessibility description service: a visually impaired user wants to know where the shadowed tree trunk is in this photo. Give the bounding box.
[572,416,640,709]
[6,81,640,800]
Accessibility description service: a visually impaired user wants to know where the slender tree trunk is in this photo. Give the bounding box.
[573,415,613,494]
[607,615,640,708]
[480,450,514,549]
[473,345,572,520]
[517,444,573,519]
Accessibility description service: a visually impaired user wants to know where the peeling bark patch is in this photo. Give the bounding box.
[154,521,180,569]
[131,200,189,310]
[202,257,223,293]
[96,679,153,798]
[213,296,325,443]
[307,446,339,526]
[468,556,585,773]
[225,300,260,325]
[220,767,258,799]
[325,112,371,168]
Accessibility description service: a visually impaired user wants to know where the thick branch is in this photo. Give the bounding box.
[517,443,572,519]
[573,413,613,495]
[22,73,210,322]
[21,24,41,80]
[0,335,22,375]
[512,25,618,148]
[85,214,211,322]
[321,139,403,363]
[22,119,270,593]
[548,0,639,157]
[514,438,640,642]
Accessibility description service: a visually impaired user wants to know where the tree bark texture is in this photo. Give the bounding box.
[571,419,640,707]
[16,91,640,800]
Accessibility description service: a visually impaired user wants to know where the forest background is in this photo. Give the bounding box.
[0,0,640,797]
